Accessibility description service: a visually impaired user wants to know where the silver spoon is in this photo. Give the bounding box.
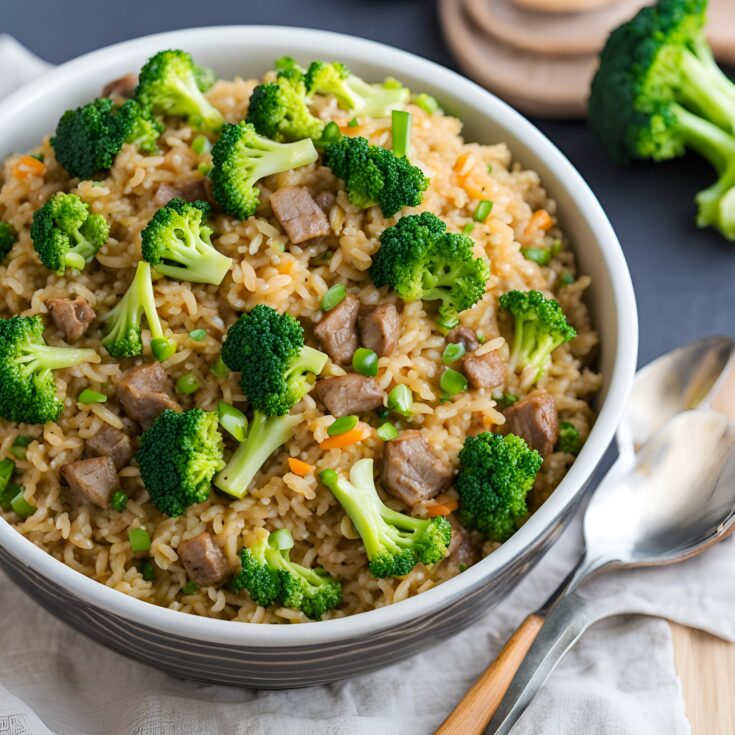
[487,408,735,734]
[436,336,735,735]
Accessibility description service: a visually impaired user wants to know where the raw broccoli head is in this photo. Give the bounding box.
[230,528,342,620]
[304,61,409,117]
[136,49,224,133]
[0,315,99,424]
[247,73,325,142]
[499,289,576,383]
[323,135,428,217]
[137,408,224,517]
[320,458,453,579]
[221,305,327,416]
[210,121,319,219]
[141,197,232,285]
[457,432,542,542]
[30,192,109,274]
[0,221,17,260]
[370,212,489,329]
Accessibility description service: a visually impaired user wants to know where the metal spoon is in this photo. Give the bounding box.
[436,336,735,735]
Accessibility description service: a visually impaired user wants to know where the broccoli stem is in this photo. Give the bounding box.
[248,137,318,181]
[153,236,232,285]
[285,346,329,396]
[214,411,303,499]
[18,344,98,375]
[67,228,99,268]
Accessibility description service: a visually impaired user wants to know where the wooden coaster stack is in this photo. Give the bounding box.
[439,0,735,119]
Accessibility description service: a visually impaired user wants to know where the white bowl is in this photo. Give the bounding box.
[0,26,637,686]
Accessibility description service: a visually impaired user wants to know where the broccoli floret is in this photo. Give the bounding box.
[193,63,216,92]
[30,192,108,274]
[0,315,99,424]
[230,528,342,619]
[589,0,735,239]
[0,221,17,260]
[305,61,409,117]
[141,198,231,285]
[456,432,542,542]
[320,458,452,578]
[370,212,489,329]
[557,421,582,455]
[210,121,319,219]
[100,261,176,358]
[137,408,224,517]
[499,289,576,383]
[136,50,224,133]
[118,99,163,154]
[221,305,327,416]
[247,74,325,142]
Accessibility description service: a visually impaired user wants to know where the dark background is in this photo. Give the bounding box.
[4,0,734,367]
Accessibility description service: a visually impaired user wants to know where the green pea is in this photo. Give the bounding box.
[151,338,176,362]
[198,162,212,177]
[78,389,107,405]
[327,415,359,436]
[377,422,399,441]
[353,347,378,377]
[473,200,494,222]
[217,401,248,442]
[176,373,200,395]
[521,247,552,266]
[442,342,466,365]
[440,368,468,396]
[560,272,575,285]
[128,527,151,553]
[189,328,207,342]
[321,284,346,312]
[387,384,413,416]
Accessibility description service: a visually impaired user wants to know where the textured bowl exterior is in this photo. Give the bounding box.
[0,26,637,687]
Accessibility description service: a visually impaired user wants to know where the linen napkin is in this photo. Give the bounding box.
[0,36,733,735]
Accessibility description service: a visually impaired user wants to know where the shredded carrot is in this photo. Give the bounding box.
[287,457,315,476]
[320,425,371,450]
[453,152,475,177]
[13,155,45,180]
[426,498,459,517]
[525,209,554,237]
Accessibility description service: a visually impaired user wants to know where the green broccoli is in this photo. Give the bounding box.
[499,289,576,382]
[247,73,325,142]
[323,135,428,217]
[100,261,176,359]
[193,63,216,92]
[456,432,542,542]
[221,305,327,416]
[0,315,99,424]
[141,198,232,285]
[230,528,342,619]
[137,408,224,517]
[210,121,319,219]
[136,50,224,133]
[557,421,582,455]
[589,0,735,239]
[118,99,163,154]
[304,61,409,117]
[370,212,489,329]
[30,192,108,274]
[0,221,17,261]
[319,458,452,578]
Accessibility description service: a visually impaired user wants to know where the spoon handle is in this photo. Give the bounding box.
[435,612,545,735]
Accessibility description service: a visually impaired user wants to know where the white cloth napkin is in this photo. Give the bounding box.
[0,36,733,735]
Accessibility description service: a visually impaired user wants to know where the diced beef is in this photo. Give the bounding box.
[314,190,336,213]
[445,326,479,352]
[118,363,181,430]
[358,303,400,357]
[503,390,559,457]
[101,73,138,99]
[447,515,480,568]
[61,456,118,509]
[85,424,135,470]
[178,532,229,587]
[313,375,385,417]
[314,294,359,366]
[153,177,214,208]
[463,350,506,390]
[48,297,95,342]
[381,430,453,506]
[270,186,331,244]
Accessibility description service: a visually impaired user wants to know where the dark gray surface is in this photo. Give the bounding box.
[5,0,735,367]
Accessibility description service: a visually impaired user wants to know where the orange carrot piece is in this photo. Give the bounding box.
[453,152,475,176]
[426,498,459,517]
[320,425,371,450]
[525,209,554,236]
[288,457,315,476]
[13,155,45,180]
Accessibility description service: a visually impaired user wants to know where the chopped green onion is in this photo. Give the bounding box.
[13,436,31,447]
[191,135,211,155]
[560,271,575,285]
[473,200,494,222]
[462,222,475,236]
[10,446,26,460]
[440,368,468,396]
[0,459,15,510]
[377,422,399,441]
[391,110,412,158]
[78,389,107,405]
[521,247,552,266]
[458,563,467,572]
[110,490,129,513]
[383,76,404,90]
[328,415,359,436]
[197,162,212,177]
[442,342,466,365]
[353,347,378,377]
[129,527,151,553]
[414,93,441,115]
[0,482,20,512]
[487,164,493,174]
[141,559,156,582]
[182,581,199,595]
[10,490,35,518]
[321,121,341,145]
[321,284,346,312]
[551,239,563,255]
[387,384,413,416]
[348,117,359,128]
[438,314,459,330]
[476,331,487,344]
[176,373,200,395]
[217,401,248,442]
[500,392,518,407]
[189,328,207,342]
[31,152,45,162]
[211,356,229,379]
[269,528,294,550]
[151,337,176,362]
